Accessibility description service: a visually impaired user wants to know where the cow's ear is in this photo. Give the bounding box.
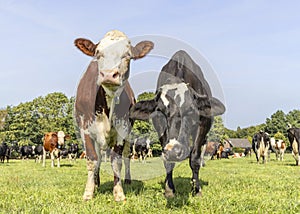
[130,98,157,121]
[74,38,97,57]
[131,41,154,59]
[196,96,225,117]
[208,97,226,116]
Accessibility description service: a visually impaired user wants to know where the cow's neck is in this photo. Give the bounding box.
[102,84,125,122]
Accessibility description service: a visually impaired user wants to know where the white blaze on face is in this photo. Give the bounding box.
[160,83,188,107]
[57,131,65,146]
[95,30,131,85]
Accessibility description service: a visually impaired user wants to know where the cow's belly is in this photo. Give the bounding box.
[86,114,111,149]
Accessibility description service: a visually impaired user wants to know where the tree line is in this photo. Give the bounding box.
[0,91,299,150]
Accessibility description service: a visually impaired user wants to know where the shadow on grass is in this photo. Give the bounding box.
[59,163,75,168]
[96,179,144,196]
[160,177,209,208]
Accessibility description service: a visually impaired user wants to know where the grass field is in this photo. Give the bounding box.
[0,154,299,214]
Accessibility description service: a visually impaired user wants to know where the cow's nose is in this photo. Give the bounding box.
[99,70,120,85]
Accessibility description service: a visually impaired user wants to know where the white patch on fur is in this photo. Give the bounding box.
[83,160,97,200]
[164,138,180,151]
[113,184,126,202]
[160,83,188,107]
[292,139,299,163]
[57,130,65,146]
[95,30,131,85]
[81,114,111,149]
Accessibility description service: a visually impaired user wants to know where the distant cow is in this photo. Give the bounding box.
[130,50,225,197]
[287,128,300,166]
[0,142,10,163]
[244,147,252,157]
[68,143,79,161]
[270,138,286,161]
[252,131,270,164]
[20,145,34,160]
[74,30,153,201]
[43,131,68,167]
[131,138,152,162]
[33,145,43,163]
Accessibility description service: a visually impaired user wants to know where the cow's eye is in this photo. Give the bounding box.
[121,52,131,59]
[96,51,104,60]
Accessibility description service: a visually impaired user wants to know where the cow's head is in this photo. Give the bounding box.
[74,30,154,91]
[130,82,225,162]
[253,131,270,148]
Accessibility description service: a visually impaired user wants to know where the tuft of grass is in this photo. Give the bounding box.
[0,154,299,213]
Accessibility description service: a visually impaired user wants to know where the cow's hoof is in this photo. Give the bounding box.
[164,191,175,198]
[113,184,126,202]
[194,191,202,197]
[164,184,175,198]
[82,192,94,201]
[124,179,131,185]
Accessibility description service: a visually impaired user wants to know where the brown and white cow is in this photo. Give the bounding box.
[74,30,153,201]
[43,131,67,167]
[270,137,286,161]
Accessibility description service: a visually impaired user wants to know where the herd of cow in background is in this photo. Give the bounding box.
[0,133,153,165]
[1,30,300,202]
[209,129,300,166]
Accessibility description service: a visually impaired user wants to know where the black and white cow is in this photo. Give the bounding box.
[131,137,152,162]
[33,145,43,163]
[68,143,79,161]
[130,50,225,197]
[287,128,300,166]
[252,131,270,164]
[74,30,153,201]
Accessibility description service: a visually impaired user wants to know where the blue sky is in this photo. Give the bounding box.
[1,0,300,130]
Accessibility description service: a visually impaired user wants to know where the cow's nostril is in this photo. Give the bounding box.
[112,72,119,79]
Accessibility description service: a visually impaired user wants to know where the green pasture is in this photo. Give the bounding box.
[0,154,299,214]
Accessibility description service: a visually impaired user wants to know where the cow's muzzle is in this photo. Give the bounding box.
[162,139,190,162]
[99,70,121,86]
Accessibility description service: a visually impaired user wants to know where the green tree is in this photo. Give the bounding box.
[286,109,300,128]
[1,92,78,146]
[207,116,227,142]
[265,110,287,135]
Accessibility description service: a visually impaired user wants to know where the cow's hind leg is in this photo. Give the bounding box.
[164,161,176,198]
[111,145,126,202]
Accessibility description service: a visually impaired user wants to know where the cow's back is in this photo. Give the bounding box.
[157,50,212,97]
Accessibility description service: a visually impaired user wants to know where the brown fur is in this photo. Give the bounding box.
[43,132,58,152]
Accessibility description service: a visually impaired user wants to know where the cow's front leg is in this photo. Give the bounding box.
[50,151,55,167]
[123,140,131,184]
[111,145,126,202]
[83,134,99,201]
[189,141,203,197]
[164,161,176,198]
